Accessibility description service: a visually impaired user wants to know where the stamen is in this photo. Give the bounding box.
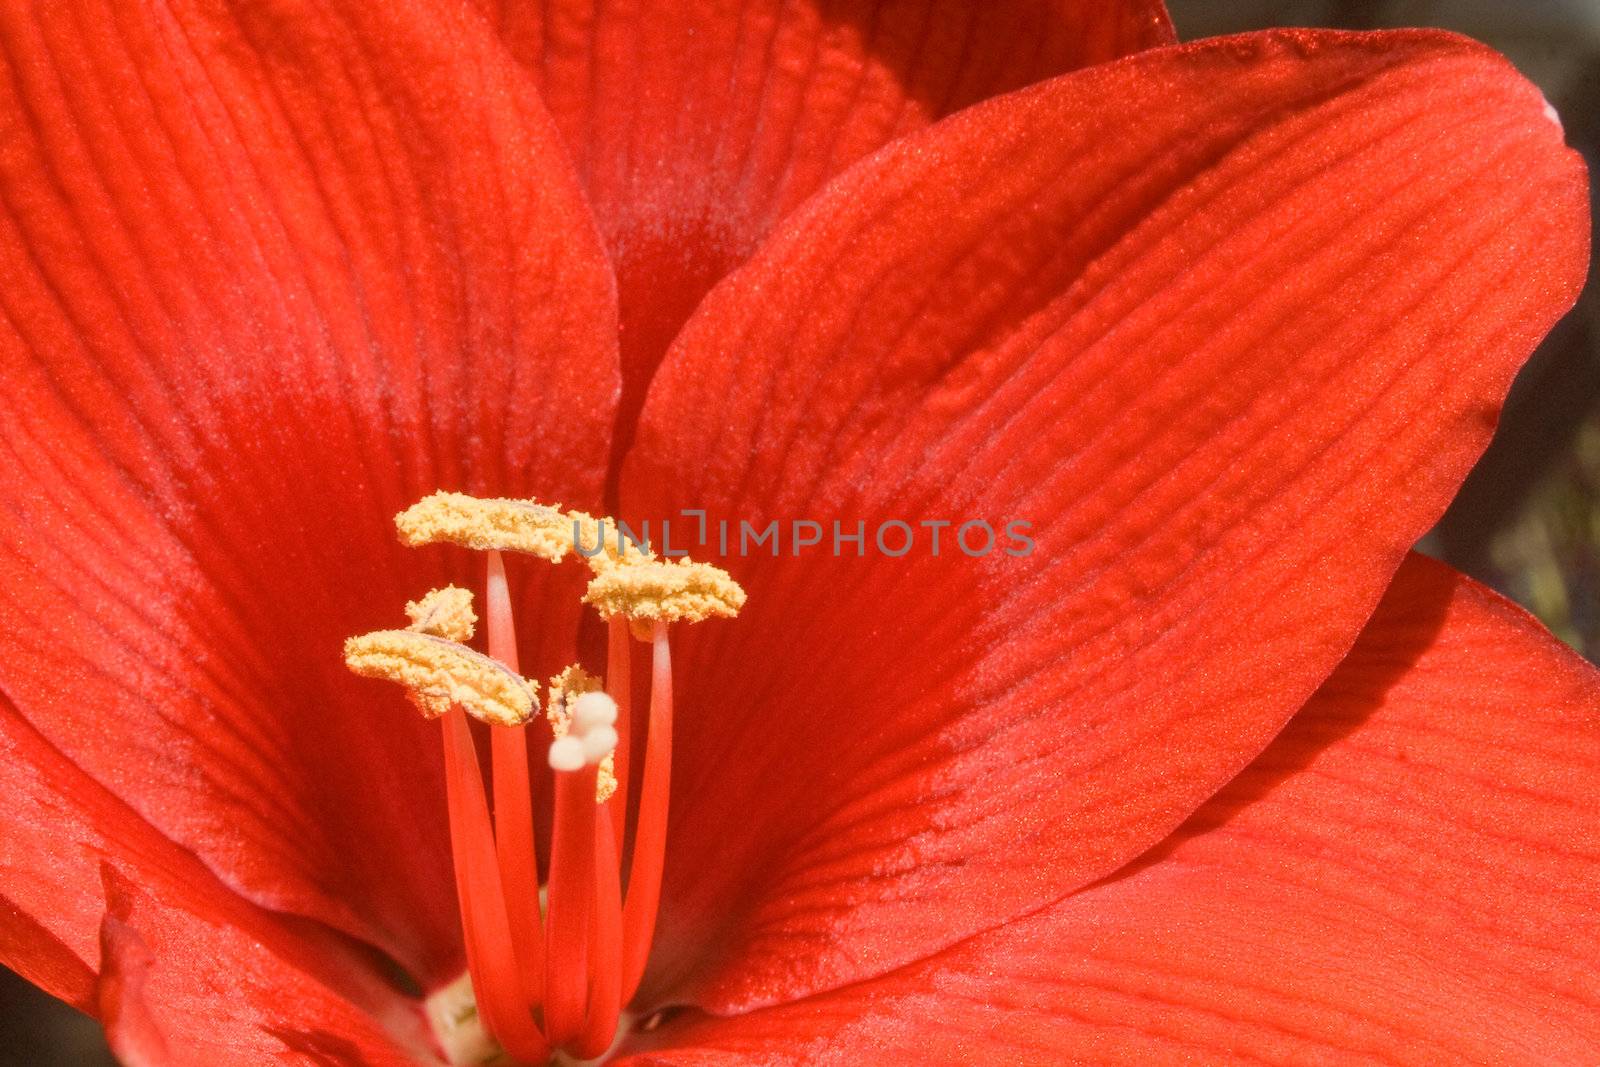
[547,664,603,734]
[620,623,673,1003]
[396,491,580,562]
[343,630,536,728]
[582,519,665,576]
[567,512,658,574]
[353,491,750,1060]
[441,708,549,1063]
[604,619,633,848]
[396,492,655,574]
[583,559,746,640]
[484,552,544,1008]
[405,585,477,642]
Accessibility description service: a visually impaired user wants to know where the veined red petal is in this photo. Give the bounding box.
[481,0,1174,458]
[0,890,96,1013]
[0,692,428,1063]
[0,0,617,986]
[100,867,435,1067]
[0,690,205,1008]
[623,30,1589,1009]
[622,554,1600,1064]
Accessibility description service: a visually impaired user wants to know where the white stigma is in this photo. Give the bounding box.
[548,735,586,772]
[550,691,620,771]
[573,691,619,730]
[582,724,619,764]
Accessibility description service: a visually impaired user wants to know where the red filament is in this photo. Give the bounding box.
[436,561,674,1063]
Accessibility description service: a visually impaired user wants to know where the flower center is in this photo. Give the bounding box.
[346,492,745,1064]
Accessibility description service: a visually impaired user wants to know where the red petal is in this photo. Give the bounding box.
[0,691,182,1008]
[0,691,427,1063]
[0,0,617,986]
[623,30,1589,1009]
[485,0,1174,454]
[0,890,95,1013]
[100,867,435,1067]
[624,554,1600,1064]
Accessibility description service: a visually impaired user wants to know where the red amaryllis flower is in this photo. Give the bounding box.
[0,0,1595,1063]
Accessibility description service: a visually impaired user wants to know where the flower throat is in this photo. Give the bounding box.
[345,492,745,1064]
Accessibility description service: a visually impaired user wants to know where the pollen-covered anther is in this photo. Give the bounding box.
[395,491,579,563]
[570,511,656,575]
[583,559,746,637]
[343,630,537,728]
[395,491,656,580]
[547,664,603,736]
[404,585,477,642]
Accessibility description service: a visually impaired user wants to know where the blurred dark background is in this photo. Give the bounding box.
[2,2,1596,1064]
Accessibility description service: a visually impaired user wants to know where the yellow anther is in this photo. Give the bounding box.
[569,511,656,574]
[396,491,578,563]
[405,585,477,642]
[594,757,618,805]
[395,491,655,577]
[546,665,614,803]
[343,630,537,728]
[547,664,603,735]
[584,558,746,638]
